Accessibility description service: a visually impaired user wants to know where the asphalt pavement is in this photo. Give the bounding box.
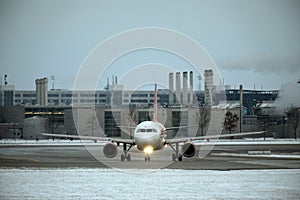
[0,140,299,170]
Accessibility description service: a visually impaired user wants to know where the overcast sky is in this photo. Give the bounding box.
[1,0,299,90]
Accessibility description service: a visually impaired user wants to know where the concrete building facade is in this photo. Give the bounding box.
[1,70,288,140]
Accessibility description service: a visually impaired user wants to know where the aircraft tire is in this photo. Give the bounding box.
[127,154,131,161]
[121,154,125,162]
[178,154,183,162]
[145,154,150,162]
[172,154,176,161]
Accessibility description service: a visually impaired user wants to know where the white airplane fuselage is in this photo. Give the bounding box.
[133,121,166,152]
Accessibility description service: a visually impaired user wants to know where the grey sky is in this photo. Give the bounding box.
[0,0,299,90]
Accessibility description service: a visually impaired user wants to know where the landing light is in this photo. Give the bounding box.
[143,146,154,154]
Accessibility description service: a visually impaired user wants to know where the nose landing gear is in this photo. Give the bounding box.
[145,154,150,162]
[143,146,153,162]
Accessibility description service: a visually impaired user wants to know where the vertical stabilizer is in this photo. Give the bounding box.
[153,83,158,122]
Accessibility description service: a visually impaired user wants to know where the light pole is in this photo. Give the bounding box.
[239,84,243,133]
[282,115,286,138]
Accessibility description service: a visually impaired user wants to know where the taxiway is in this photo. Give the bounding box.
[0,140,299,170]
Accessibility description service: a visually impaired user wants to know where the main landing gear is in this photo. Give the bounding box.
[170,143,183,161]
[121,143,133,162]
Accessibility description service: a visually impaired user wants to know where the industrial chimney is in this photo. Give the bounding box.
[175,72,181,104]
[189,71,193,104]
[204,69,214,107]
[35,77,48,106]
[182,71,188,105]
[169,73,174,104]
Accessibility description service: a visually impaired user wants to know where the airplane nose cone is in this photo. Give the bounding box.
[134,133,158,150]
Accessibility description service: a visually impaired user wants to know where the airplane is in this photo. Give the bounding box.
[40,83,266,162]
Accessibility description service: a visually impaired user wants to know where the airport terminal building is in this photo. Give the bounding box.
[1,71,296,140]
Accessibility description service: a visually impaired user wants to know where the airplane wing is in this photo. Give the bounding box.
[165,131,266,144]
[117,126,136,130]
[38,133,135,145]
[111,138,135,144]
[165,125,198,131]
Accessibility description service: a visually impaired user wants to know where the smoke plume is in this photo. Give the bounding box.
[275,82,300,113]
[221,54,300,73]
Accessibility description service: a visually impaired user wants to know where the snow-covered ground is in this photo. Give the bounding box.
[0,139,106,146]
[212,153,300,159]
[1,138,300,145]
[0,168,299,199]
[194,138,300,145]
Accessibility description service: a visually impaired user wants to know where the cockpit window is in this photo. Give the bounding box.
[137,128,158,133]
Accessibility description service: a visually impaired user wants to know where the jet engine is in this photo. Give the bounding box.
[103,143,118,158]
[181,142,196,157]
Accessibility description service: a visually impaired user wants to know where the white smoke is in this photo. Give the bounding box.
[275,82,300,113]
[221,54,300,74]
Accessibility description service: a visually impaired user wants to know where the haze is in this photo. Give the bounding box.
[0,0,299,90]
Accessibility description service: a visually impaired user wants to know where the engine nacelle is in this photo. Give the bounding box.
[103,143,118,158]
[181,142,196,158]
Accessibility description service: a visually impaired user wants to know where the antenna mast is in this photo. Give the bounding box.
[153,83,158,122]
[197,75,201,91]
[51,75,55,90]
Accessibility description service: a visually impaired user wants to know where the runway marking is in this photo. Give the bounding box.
[211,153,300,160]
[230,160,300,169]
